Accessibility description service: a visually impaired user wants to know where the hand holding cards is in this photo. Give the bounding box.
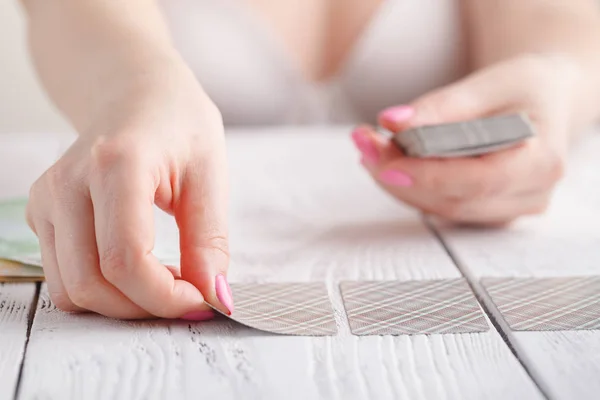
[392,113,536,158]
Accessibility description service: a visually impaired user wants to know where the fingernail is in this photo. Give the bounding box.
[379,105,415,124]
[351,127,379,166]
[215,274,234,315]
[181,310,215,321]
[380,169,413,187]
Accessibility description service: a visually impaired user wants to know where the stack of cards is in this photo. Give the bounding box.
[392,113,535,158]
[0,259,44,282]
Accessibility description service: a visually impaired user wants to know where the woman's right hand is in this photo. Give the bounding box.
[25,61,233,320]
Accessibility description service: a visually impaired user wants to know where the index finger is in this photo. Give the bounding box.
[175,140,232,315]
[90,158,208,318]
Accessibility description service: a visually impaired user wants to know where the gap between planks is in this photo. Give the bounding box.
[423,216,551,400]
[13,283,41,400]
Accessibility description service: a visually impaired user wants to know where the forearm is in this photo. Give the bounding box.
[464,0,600,124]
[20,0,193,133]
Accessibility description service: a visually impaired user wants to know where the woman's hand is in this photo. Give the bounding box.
[352,54,585,225]
[25,63,233,320]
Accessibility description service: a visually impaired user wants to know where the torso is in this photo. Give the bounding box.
[159,0,468,125]
[240,0,386,83]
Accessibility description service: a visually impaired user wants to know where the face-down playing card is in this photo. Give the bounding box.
[340,279,489,335]
[206,282,338,336]
[392,112,535,158]
[481,277,600,331]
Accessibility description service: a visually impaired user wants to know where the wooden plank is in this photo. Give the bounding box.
[0,133,59,400]
[0,283,36,400]
[433,130,600,400]
[18,129,541,399]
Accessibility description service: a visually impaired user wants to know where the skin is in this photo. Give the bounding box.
[21,0,228,318]
[355,0,600,225]
[19,0,600,318]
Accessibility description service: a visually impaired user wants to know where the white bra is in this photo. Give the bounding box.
[159,0,467,126]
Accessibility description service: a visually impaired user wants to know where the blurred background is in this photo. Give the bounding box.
[0,2,70,134]
[1,2,599,135]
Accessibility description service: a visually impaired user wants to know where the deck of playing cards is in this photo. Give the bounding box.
[392,113,535,158]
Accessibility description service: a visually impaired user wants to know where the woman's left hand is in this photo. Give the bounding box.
[351,54,583,225]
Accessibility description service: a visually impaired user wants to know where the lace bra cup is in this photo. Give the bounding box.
[159,0,468,126]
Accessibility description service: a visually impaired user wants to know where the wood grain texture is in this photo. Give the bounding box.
[434,129,600,400]
[0,283,36,400]
[14,129,542,399]
[0,134,59,400]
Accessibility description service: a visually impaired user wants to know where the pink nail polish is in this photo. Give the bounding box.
[215,274,234,315]
[351,128,379,165]
[380,170,413,187]
[181,310,215,321]
[379,105,415,124]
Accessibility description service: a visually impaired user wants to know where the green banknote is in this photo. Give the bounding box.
[0,197,183,281]
[0,198,43,281]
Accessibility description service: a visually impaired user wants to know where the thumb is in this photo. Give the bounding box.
[379,63,521,132]
[175,151,233,316]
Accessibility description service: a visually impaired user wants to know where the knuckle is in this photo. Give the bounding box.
[26,183,44,222]
[185,234,230,260]
[66,281,97,309]
[49,291,79,312]
[99,247,129,282]
[44,165,71,196]
[99,246,145,283]
[28,178,43,200]
[90,136,140,172]
[203,234,230,258]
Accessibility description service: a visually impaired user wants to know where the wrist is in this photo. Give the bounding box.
[79,53,217,139]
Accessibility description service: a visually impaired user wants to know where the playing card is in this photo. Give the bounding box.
[482,277,600,331]
[206,282,338,336]
[392,113,535,158]
[340,279,489,335]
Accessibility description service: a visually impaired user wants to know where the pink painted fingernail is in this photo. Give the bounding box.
[215,274,234,315]
[380,170,413,187]
[351,127,379,166]
[379,105,415,124]
[181,310,215,321]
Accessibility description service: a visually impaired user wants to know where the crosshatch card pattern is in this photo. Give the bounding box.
[209,282,338,336]
[340,279,489,335]
[482,277,600,331]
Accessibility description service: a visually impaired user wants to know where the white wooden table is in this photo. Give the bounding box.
[1,127,599,400]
